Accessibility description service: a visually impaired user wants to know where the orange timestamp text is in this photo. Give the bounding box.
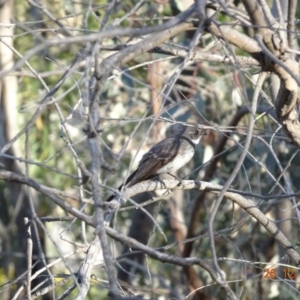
[263,268,295,279]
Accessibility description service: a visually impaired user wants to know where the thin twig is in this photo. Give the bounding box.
[208,72,267,279]
[25,218,32,300]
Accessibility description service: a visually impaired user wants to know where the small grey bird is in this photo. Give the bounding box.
[107,125,206,202]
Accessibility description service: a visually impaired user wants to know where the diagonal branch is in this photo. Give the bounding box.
[242,0,269,36]
[206,20,262,61]
[1,170,299,268]
[287,0,297,50]
[0,4,196,79]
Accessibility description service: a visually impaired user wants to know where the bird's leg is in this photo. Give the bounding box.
[149,174,168,189]
[167,173,183,186]
[195,180,201,188]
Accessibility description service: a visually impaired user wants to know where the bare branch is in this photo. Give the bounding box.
[105,224,237,300]
[206,20,262,60]
[207,72,267,280]
[108,180,300,267]
[99,44,260,67]
[25,218,33,300]
[258,0,278,28]
[242,0,269,35]
[1,170,299,268]
[74,238,100,300]
[287,0,297,50]
[0,5,196,79]
[0,170,93,224]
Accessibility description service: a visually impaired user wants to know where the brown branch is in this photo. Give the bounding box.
[241,0,269,36]
[208,72,267,281]
[73,237,100,300]
[255,34,300,86]
[181,104,278,291]
[0,5,196,79]
[105,225,237,300]
[241,0,287,60]
[86,6,198,297]
[0,170,93,224]
[97,44,260,67]
[92,22,194,87]
[258,0,278,28]
[110,180,300,266]
[183,105,277,257]
[254,35,300,148]
[287,0,297,50]
[205,20,262,61]
[1,171,299,267]
[25,218,32,300]
[88,93,119,296]
[240,0,300,149]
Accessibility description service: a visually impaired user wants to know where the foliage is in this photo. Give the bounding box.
[0,0,300,299]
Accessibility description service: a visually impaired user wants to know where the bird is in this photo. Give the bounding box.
[106,124,206,202]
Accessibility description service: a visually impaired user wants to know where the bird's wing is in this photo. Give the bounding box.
[126,136,180,186]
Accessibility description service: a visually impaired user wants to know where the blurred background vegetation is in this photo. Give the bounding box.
[0,0,300,299]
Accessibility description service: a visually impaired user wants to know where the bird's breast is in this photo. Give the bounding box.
[157,142,195,174]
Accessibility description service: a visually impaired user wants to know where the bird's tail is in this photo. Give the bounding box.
[106,183,123,202]
[106,169,138,202]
